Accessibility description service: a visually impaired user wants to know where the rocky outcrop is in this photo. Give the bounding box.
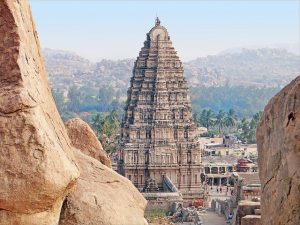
[65,118,111,167]
[61,118,148,224]
[257,76,300,225]
[0,0,80,224]
[59,149,148,225]
[1,0,148,224]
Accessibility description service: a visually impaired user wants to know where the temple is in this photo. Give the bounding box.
[118,18,203,205]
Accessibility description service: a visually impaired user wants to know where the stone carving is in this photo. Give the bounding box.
[257,76,300,225]
[118,18,202,200]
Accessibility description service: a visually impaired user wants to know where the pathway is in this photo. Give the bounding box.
[201,211,228,225]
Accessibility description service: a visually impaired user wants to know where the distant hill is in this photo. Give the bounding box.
[44,47,299,91]
[44,48,134,92]
[184,48,300,87]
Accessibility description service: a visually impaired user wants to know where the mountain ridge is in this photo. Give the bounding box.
[44,47,300,91]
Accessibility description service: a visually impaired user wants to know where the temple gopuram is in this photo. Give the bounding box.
[118,18,203,207]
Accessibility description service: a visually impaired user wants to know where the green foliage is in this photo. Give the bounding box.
[216,110,226,133]
[193,109,215,129]
[145,209,168,219]
[52,85,125,115]
[92,109,121,153]
[195,108,262,143]
[51,88,66,114]
[67,86,82,112]
[200,130,219,138]
[225,108,237,127]
[236,112,263,144]
[190,85,279,118]
[194,108,237,132]
[52,83,270,145]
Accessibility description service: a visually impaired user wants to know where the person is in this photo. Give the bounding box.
[220,187,222,193]
[226,212,233,224]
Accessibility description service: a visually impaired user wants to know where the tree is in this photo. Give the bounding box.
[92,113,103,136]
[67,85,82,112]
[216,110,226,133]
[248,111,263,143]
[92,109,121,153]
[52,88,66,115]
[192,112,200,126]
[200,109,215,130]
[225,108,237,129]
[237,112,262,144]
[239,118,250,143]
[250,111,263,128]
[97,86,114,109]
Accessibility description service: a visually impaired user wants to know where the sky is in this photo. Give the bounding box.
[30,0,300,61]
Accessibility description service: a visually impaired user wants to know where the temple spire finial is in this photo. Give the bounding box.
[155,16,160,26]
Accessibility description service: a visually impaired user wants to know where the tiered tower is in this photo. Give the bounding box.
[119,18,202,200]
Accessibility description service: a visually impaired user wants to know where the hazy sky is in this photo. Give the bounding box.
[30,0,300,61]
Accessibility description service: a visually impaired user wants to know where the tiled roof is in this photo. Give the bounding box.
[235,172,261,185]
[202,155,239,165]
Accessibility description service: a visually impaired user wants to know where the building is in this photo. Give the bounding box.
[202,155,237,186]
[231,172,261,225]
[237,158,258,172]
[211,172,261,225]
[118,18,203,204]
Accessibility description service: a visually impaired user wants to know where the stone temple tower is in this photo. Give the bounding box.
[118,18,202,202]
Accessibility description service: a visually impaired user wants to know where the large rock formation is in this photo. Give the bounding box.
[65,118,111,167]
[257,76,300,225]
[62,118,147,224]
[59,149,148,225]
[1,0,149,224]
[0,0,80,224]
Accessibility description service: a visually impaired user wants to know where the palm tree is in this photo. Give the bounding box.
[250,111,263,129]
[239,118,250,143]
[216,110,226,133]
[225,108,237,129]
[92,113,102,136]
[192,112,200,126]
[200,109,215,130]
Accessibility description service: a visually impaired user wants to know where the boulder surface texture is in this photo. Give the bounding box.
[0,0,148,224]
[65,118,111,167]
[63,118,148,224]
[257,76,300,225]
[59,149,148,225]
[0,0,80,224]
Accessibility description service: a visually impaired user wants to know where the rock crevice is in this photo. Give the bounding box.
[257,76,300,225]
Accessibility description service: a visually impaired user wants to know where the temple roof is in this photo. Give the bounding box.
[148,17,169,41]
[155,17,160,26]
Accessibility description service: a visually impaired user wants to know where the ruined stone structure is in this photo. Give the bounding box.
[118,18,202,202]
